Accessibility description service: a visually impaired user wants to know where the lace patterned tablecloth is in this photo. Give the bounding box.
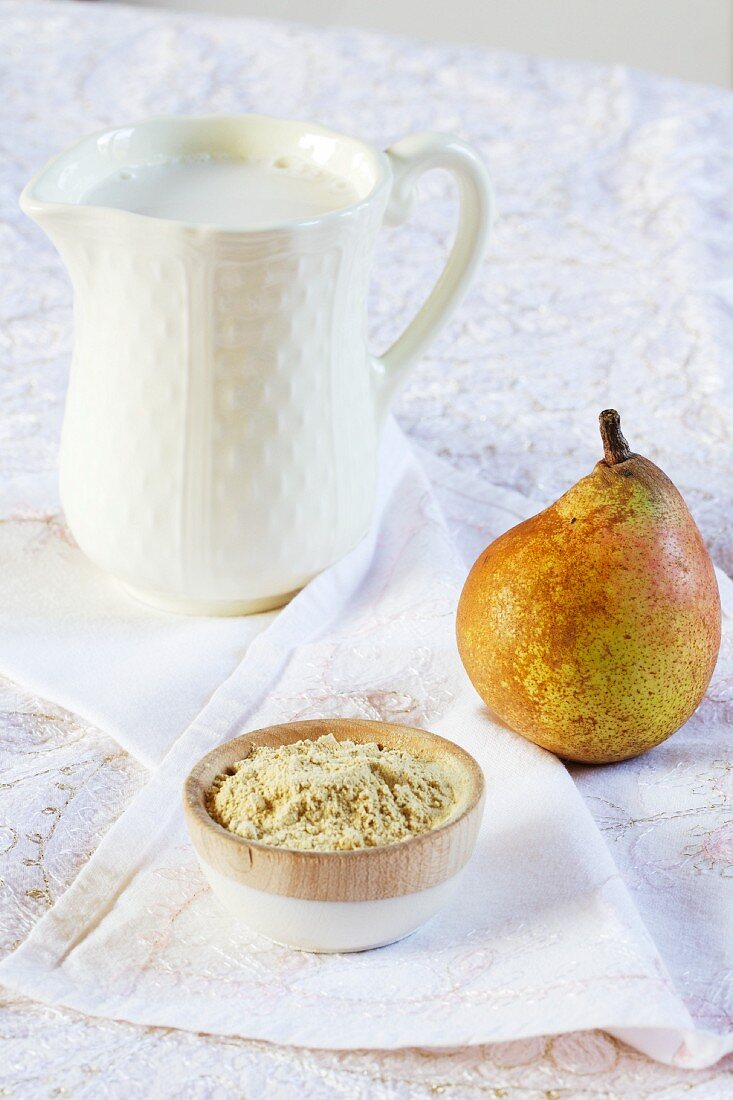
[1,0,732,1094]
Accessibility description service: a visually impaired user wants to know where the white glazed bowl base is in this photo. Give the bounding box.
[199,859,466,953]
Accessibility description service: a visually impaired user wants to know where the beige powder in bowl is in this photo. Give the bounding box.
[206,733,457,852]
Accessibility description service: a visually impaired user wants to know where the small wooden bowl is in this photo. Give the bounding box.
[184,718,485,952]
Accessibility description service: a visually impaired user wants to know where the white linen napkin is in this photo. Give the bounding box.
[0,516,275,768]
[1,420,731,1069]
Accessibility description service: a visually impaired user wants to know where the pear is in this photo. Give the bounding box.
[456,411,721,763]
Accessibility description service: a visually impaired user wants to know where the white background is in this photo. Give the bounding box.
[113,0,733,86]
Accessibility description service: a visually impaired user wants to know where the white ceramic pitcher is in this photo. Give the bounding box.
[21,116,492,614]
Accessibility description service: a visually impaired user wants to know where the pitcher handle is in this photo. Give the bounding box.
[373,132,494,418]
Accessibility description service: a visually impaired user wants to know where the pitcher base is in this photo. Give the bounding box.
[121,583,301,617]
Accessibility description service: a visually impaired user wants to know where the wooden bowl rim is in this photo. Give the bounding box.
[183,717,484,870]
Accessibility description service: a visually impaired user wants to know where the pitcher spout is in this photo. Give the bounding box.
[20,186,82,257]
[19,136,111,260]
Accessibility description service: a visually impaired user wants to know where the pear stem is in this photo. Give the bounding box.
[599,409,631,465]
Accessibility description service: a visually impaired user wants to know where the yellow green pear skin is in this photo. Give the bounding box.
[456,412,721,764]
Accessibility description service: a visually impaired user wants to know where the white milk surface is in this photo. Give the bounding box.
[82,154,361,228]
